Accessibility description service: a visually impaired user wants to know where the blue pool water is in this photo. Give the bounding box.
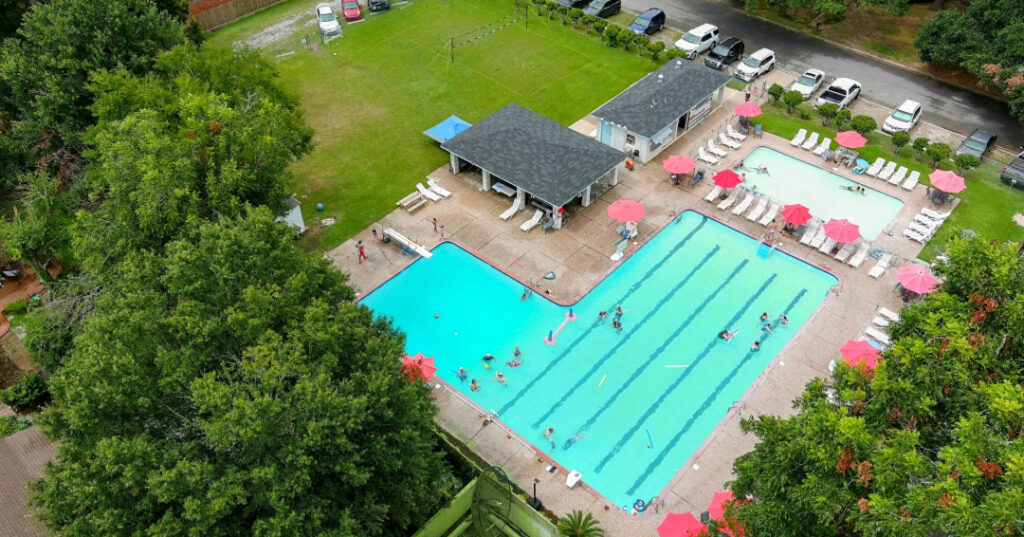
[360,211,837,509]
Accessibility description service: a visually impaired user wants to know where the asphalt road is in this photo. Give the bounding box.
[622,0,1024,150]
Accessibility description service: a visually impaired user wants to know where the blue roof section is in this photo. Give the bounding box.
[423,115,473,143]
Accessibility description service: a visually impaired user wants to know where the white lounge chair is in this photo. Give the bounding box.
[888,166,908,186]
[877,307,901,323]
[719,132,741,150]
[746,197,769,221]
[834,242,856,262]
[847,242,871,267]
[920,208,950,221]
[909,221,936,235]
[818,237,836,254]
[427,179,452,198]
[519,209,543,232]
[866,158,885,177]
[903,227,930,244]
[799,221,821,245]
[759,203,781,226]
[914,214,944,229]
[728,124,747,141]
[704,185,723,202]
[790,128,807,146]
[868,253,892,278]
[809,227,827,248]
[698,147,719,165]
[732,192,756,215]
[801,132,820,151]
[417,183,441,202]
[707,139,728,158]
[500,197,522,221]
[877,162,897,181]
[901,170,920,191]
[872,316,891,327]
[813,137,832,156]
[717,188,741,210]
[865,327,892,347]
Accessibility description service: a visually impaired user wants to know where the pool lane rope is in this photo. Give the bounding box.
[543,308,578,346]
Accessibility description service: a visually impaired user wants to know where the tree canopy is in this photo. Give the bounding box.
[743,0,910,27]
[727,236,1024,537]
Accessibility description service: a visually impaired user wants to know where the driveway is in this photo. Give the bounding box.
[621,0,1024,149]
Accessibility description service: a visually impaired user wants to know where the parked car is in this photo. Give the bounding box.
[882,99,922,133]
[673,23,719,59]
[628,8,665,35]
[315,3,341,35]
[1001,149,1024,188]
[557,0,590,9]
[582,0,620,18]
[955,128,998,158]
[814,77,861,109]
[341,0,362,21]
[368,0,390,12]
[789,69,825,100]
[703,37,743,70]
[734,48,775,82]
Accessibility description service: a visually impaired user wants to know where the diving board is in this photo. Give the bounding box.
[383,228,433,258]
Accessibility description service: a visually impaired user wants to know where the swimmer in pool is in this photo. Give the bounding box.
[779,314,789,326]
[544,427,556,448]
[563,432,584,449]
[598,310,608,321]
[482,353,496,368]
[506,357,522,367]
[762,322,774,336]
[760,312,769,322]
[750,341,760,352]
[719,330,737,342]
[457,367,471,382]
[471,379,481,391]
[493,372,507,385]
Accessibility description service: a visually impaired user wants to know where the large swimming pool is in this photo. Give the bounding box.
[736,146,903,239]
[360,211,837,510]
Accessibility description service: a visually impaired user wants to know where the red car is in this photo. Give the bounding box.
[342,0,362,21]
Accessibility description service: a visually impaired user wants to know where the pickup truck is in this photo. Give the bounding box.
[814,78,861,110]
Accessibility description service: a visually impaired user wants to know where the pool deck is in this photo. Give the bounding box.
[326,84,956,534]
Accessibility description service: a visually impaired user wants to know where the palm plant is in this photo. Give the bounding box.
[557,510,604,537]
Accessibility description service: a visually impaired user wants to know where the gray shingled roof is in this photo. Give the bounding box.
[441,104,625,208]
[0,427,55,537]
[592,59,732,139]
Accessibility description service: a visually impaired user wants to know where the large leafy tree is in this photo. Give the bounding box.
[743,0,910,27]
[31,209,454,536]
[0,170,75,283]
[728,235,1024,537]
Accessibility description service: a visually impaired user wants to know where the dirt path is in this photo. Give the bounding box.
[239,10,317,49]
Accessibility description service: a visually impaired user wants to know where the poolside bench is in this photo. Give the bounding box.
[397,191,427,213]
[492,182,515,197]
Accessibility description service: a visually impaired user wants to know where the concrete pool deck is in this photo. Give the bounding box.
[326,86,956,535]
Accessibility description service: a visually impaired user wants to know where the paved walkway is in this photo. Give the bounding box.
[327,83,951,534]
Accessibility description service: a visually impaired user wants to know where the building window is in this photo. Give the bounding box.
[625,134,635,144]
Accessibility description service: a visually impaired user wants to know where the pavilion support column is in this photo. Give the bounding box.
[611,167,619,186]
[581,185,592,208]
[515,187,525,208]
[717,86,726,105]
[553,206,563,230]
[482,170,491,192]
[450,153,460,174]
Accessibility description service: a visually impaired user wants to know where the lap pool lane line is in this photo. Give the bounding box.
[623,288,809,496]
[529,245,723,429]
[495,215,710,417]
[593,273,783,473]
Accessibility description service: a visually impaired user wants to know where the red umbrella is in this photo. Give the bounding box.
[708,491,734,521]
[823,218,861,243]
[664,155,696,175]
[607,200,646,222]
[929,169,966,193]
[840,340,880,365]
[779,204,812,226]
[658,513,707,537]
[713,169,744,189]
[896,265,939,294]
[733,102,762,117]
[402,353,437,381]
[835,130,867,149]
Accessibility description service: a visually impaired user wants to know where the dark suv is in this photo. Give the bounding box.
[1001,150,1024,189]
[368,0,389,11]
[557,0,590,8]
[704,37,744,70]
[582,0,620,18]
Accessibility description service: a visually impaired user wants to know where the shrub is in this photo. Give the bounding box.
[557,5,569,23]
[647,41,665,61]
[0,373,49,413]
[568,8,583,27]
[848,115,878,135]
[618,30,635,51]
[800,110,812,120]
[580,14,597,32]
[3,298,28,314]
[558,510,604,537]
[767,83,784,103]
[665,48,688,60]
[530,0,545,15]
[926,142,952,166]
[633,35,650,56]
[892,130,910,154]
[782,91,804,114]
[954,153,981,173]
[913,136,930,154]
[603,24,621,46]
[591,18,607,36]
[816,103,838,126]
[0,416,30,438]
[545,0,557,19]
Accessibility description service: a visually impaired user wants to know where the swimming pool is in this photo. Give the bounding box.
[736,146,903,239]
[360,211,837,510]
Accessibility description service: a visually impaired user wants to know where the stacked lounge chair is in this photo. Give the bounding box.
[417,183,441,202]
[427,179,452,198]
[799,221,821,245]
[868,252,892,278]
[847,242,871,268]
[865,326,892,347]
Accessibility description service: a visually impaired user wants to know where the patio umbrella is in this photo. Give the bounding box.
[896,265,940,294]
[402,353,437,382]
[733,102,762,117]
[835,130,867,149]
[708,491,748,537]
[663,155,696,175]
[607,199,646,222]
[658,513,707,537]
[780,204,813,226]
[713,169,744,189]
[840,339,881,370]
[929,169,967,193]
[823,218,861,243]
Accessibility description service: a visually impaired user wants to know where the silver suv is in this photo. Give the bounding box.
[673,23,719,59]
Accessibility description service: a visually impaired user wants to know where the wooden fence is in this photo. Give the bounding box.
[191,0,291,31]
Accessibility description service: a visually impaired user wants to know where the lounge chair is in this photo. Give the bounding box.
[727,124,747,141]
[698,147,719,165]
[417,183,441,202]
[719,132,741,150]
[901,170,920,191]
[790,128,807,146]
[902,227,930,244]
[878,307,901,323]
[801,132,820,151]
[868,253,892,278]
[427,179,452,198]
[732,192,756,215]
[909,221,936,235]
[920,208,950,221]
[913,214,943,229]
[877,162,898,181]
[704,185,723,202]
[847,242,871,267]
[865,326,892,347]
[500,197,523,221]
[873,316,891,328]
[834,242,856,262]
[754,124,763,137]
[866,158,885,177]
[717,188,741,210]
[746,197,768,222]
[813,137,832,156]
[758,203,781,226]
[519,209,543,232]
[817,237,836,254]
[707,139,728,157]
[799,221,821,245]
[888,166,908,186]
[810,227,828,248]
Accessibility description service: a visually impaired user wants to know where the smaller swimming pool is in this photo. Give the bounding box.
[737,146,903,239]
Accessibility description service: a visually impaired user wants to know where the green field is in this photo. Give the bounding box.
[208,0,656,250]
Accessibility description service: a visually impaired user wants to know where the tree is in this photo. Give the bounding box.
[926,142,952,166]
[665,48,688,60]
[954,153,981,174]
[568,8,583,27]
[767,83,785,103]
[603,24,620,46]
[0,171,74,284]
[817,102,838,125]
[633,35,651,56]
[647,41,666,61]
[31,209,455,537]
[0,373,48,412]
[834,108,851,130]
[580,14,597,32]
[891,130,910,154]
[743,0,910,29]
[848,114,877,135]
[912,136,930,155]
[618,30,635,51]
[783,91,804,113]
[558,510,605,537]
[591,18,607,36]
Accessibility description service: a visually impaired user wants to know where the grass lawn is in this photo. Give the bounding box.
[207,0,657,251]
[754,101,1024,261]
